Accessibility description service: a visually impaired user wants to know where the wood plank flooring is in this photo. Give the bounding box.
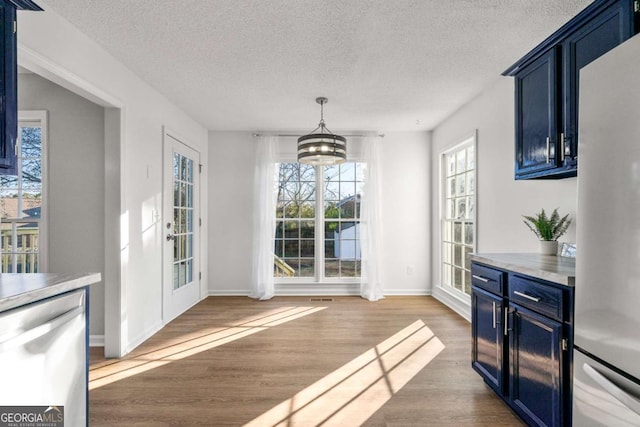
[89,296,524,426]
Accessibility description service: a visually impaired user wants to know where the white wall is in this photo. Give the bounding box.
[430,76,577,315]
[207,131,431,296]
[18,3,209,354]
[18,73,106,336]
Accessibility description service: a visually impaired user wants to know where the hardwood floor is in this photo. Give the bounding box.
[89,296,524,426]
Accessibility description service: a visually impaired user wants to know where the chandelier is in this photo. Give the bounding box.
[297,97,346,165]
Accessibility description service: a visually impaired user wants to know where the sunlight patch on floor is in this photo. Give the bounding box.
[244,319,445,427]
[89,306,327,390]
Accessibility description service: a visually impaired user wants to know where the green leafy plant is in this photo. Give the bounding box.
[523,208,572,241]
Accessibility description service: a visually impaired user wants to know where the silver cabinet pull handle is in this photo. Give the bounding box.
[560,133,565,162]
[492,301,497,329]
[472,274,490,283]
[513,290,541,302]
[546,137,551,163]
[504,308,509,336]
[583,363,640,416]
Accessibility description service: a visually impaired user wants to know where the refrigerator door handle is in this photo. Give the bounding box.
[0,306,83,352]
[583,363,640,415]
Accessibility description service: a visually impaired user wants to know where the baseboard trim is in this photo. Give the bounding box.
[89,334,105,347]
[208,287,433,297]
[383,289,432,296]
[432,286,471,322]
[126,321,164,354]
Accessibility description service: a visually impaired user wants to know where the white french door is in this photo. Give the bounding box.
[163,130,201,323]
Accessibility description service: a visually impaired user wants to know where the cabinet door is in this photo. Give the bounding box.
[562,0,635,168]
[509,303,565,427]
[0,1,17,173]
[471,286,505,395]
[514,48,560,179]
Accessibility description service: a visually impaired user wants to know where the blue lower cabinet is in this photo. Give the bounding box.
[470,262,573,427]
[509,304,565,427]
[471,286,506,395]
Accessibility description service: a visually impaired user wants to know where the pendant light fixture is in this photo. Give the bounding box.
[297,97,346,165]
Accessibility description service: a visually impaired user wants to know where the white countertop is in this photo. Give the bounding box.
[0,273,102,312]
[471,253,575,286]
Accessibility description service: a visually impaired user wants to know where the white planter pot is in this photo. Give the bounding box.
[539,240,558,255]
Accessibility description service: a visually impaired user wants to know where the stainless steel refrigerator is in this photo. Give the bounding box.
[574,32,640,426]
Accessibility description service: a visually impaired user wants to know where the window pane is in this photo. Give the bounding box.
[464,222,473,245]
[340,182,356,200]
[324,202,339,219]
[456,198,466,219]
[325,221,339,238]
[300,221,314,238]
[299,201,315,218]
[274,239,284,257]
[466,171,475,195]
[456,175,465,196]
[446,177,455,198]
[325,259,339,277]
[341,261,357,277]
[456,150,466,174]
[453,222,462,243]
[299,259,314,277]
[467,197,475,219]
[445,199,454,220]
[454,267,462,291]
[340,163,356,181]
[446,154,455,177]
[300,239,314,257]
[325,239,336,257]
[467,145,475,170]
[284,240,299,257]
[284,221,299,239]
[454,244,462,267]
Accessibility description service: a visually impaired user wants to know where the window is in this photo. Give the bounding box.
[441,136,475,296]
[0,112,47,273]
[274,162,364,280]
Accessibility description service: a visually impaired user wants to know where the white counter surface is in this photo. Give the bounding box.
[0,273,101,312]
[471,253,575,286]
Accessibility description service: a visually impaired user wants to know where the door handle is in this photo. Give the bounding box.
[583,363,640,415]
[166,234,176,241]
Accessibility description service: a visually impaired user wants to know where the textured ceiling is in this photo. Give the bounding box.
[38,0,591,132]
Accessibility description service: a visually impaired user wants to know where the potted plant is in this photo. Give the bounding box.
[522,208,572,255]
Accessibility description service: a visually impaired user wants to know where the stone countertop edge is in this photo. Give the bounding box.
[470,253,575,287]
[0,272,102,312]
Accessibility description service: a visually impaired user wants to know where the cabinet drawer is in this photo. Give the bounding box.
[471,263,505,296]
[509,275,566,321]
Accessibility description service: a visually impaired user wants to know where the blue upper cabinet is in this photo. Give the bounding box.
[514,48,560,178]
[0,0,41,175]
[505,0,638,180]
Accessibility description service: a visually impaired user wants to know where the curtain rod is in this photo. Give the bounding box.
[252,133,385,138]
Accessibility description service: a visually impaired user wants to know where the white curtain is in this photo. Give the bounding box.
[250,136,278,300]
[360,136,385,301]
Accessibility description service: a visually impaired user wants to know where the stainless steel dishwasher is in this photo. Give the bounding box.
[0,289,87,425]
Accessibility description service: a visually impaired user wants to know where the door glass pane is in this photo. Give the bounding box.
[173,152,195,290]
